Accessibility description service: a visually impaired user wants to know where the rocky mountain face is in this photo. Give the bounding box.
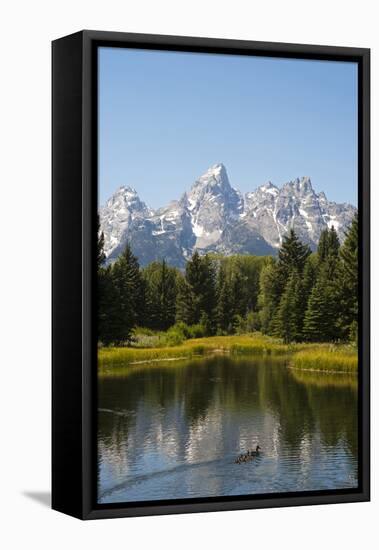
[100,164,356,268]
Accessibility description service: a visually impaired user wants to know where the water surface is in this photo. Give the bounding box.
[98,356,358,503]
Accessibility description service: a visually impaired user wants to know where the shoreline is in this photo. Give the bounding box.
[287,365,357,376]
[98,334,358,374]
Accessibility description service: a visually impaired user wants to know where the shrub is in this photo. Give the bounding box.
[188,323,207,338]
[164,322,189,346]
[234,315,246,334]
[234,312,262,335]
[246,311,261,332]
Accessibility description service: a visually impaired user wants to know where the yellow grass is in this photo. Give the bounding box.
[98,342,206,368]
[98,333,287,368]
[99,333,300,368]
[98,333,358,375]
[290,346,358,373]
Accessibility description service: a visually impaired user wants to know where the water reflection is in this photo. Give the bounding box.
[98,356,358,503]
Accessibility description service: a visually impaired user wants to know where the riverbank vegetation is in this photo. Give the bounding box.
[98,333,293,367]
[98,332,357,374]
[290,347,357,373]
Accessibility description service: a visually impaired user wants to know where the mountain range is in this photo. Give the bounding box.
[100,163,356,268]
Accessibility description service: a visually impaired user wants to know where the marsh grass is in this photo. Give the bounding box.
[99,333,298,368]
[290,346,358,373]
[98,333,358,374]
[98,344,200,368]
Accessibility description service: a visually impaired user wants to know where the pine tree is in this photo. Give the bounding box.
[278,228,311,281]
[336,215,358,340]
[143,262,160,329]
[273,270,304,343]
[230,268,246,319]
[143,260,178,330]
[98,265,121,345]
[216,265,233,333]
[180,252,216,330]
[176,276,196,325]
[303,267,338,342]
[159,260,177,330]
[199,254,217,327]
[340,215,358,283]
[97,215,106,268]
[300,253,319,321]
[111,243,144,344]
[303,253,318,296]
[317,229,330,264]
[317,226,340,278]
[97,216,112,344]
[258,257,282,334]
[328,226,340,260]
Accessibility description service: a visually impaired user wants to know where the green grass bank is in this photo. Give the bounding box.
[98,333,357,374]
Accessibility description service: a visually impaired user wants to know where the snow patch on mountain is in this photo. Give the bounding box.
[99,165,356,267]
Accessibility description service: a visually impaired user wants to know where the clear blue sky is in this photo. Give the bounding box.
[98,47,358,208]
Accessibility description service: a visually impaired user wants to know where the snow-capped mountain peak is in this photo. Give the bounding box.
[243,175,355,249]
[105,185,147,211]
[100,165,357,267]
[100,185,151,257]
[187,163,232,203]
[282,176,314,195]
[184,164,244,248]
[195,162,227,183]
[256,181,279,196]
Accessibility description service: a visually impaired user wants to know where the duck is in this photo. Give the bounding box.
[234,445,261,464]
[250,445,261,457]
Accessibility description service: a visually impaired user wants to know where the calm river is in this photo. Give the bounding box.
[97,356,358,503]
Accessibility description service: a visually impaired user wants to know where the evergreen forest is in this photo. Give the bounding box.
[98,215,358,347]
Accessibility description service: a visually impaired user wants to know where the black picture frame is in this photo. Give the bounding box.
[52,30,370,520]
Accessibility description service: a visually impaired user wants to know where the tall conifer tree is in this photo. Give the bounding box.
[317,229,330,264]
[98,265,121,345]
[180,252,216,330]
[303,267,338,342]
[111,243,144,343]
[97,216,106,268]
[143,260,178,330]
[274,270,304,343]
[278,228,311,280]
[216,265,233,333]
[336,215,358,340]
[258,258,282,334]
[176,276,196,325]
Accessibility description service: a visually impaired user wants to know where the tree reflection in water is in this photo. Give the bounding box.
[98,356,358,503]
